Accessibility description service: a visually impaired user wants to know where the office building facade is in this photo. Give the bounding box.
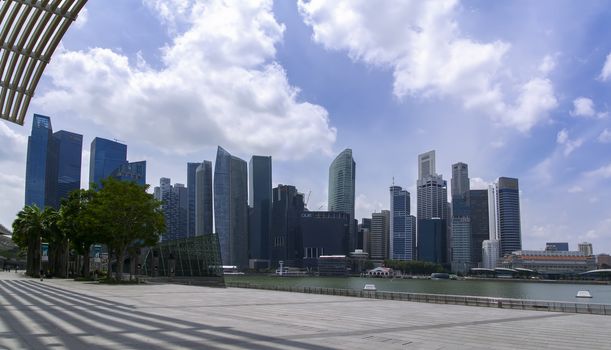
[270,185,305,267]
[155,178,188,241]
[496,177,522,257]
[469,189,489,266]
[214,147,248,268]
[328,148,356,251]
[248,155,272,261]
[89,137,127,189]
[187,162,200,237]
[369,210,390,260]
[390,186,416,261]
[195,161,213,235]
[417,218,447,264]
[300,211,350,268]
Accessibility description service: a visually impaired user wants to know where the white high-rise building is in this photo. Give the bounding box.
[578,242,593,256]
[418,150,436,180]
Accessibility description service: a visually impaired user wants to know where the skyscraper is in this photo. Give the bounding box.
[111,161,146,186]
[155,178,188,241]
[195,161,213,235]
[469,189,489,266]
[270,185,305,267]
[25,114,55,208]
[416,150,449,264]
[390,186,416,260]
[496,177,522,256]
[89,137,127,189]
[53,130,83,207]
[214,146,248,268]
[187,162,200,237]
[328,148,356,251]
[451,162,471,273]
[248,155,272,261]
[369,210,390,260]
[25,114,83,209]
[417,218,447,264]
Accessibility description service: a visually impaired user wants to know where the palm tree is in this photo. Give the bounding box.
[12,205,44,277]
[41,207,68,278]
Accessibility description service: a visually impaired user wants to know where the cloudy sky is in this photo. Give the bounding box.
[1,0,611,253]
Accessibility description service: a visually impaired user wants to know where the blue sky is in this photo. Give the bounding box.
[1,0,611,254]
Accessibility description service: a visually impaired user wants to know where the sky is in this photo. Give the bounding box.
[1,0,611,254]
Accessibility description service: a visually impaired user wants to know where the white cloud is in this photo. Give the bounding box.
[469,177,490,190]
[555,128,582,156]
[74,7,88,29]
[355,193,384,219]
[0,122,27,160]
[570,97,596,117]
[585,164,611,179]
[599,52,611,82]
[298,0,557,132]
[567,186,583,193]
[598,129,611,143]
[36,0,336,160]
[538,54,556,74]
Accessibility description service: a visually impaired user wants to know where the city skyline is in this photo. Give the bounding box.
[1,1,611,253]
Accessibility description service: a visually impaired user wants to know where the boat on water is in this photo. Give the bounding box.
[576,290,592,298]
[363,284,377,291]
[430,273,450,280]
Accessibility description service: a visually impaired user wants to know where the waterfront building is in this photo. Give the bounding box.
[318,255,348,276]
[214,146,248,268]
[248,155,272,262]
[417,218,447,264]
[451,162,471,273]
[187,162,200,237]
[500,250,596,276]
[53,130,83,208]
[155,178,188,241]
[578,242,593,256]
[195,161,213,235]
[300,211,350,269]
[359,218,372,252]
[25,114,83,209]
[496,177,522,257]
[369,210,390,260]
[89,137,127,189]
[328,148,356,252]
[417,151,449,264]
[390,186,416,261]
[545,242,569,252]
[482,239,500,269]
[111,161,146,186]
[597,254,611,269]
[469,190,489,266]
[270,185,305,267]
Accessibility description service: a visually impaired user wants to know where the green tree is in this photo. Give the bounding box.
[40,207,69,278]
[12,205,43,277]
[60,189,99,277]
[90,178,164,280]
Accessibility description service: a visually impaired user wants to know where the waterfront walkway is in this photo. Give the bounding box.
[0,272,608,349]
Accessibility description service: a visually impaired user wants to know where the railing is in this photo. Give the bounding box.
[226,281,610,316]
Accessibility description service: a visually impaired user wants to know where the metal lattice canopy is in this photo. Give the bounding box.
[0,0,87,125]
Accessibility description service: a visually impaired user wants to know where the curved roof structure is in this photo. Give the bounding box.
[0,0,87,125]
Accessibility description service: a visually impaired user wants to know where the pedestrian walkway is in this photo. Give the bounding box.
[0,276,609,349]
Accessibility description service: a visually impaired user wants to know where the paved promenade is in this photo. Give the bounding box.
[0,271,609,349]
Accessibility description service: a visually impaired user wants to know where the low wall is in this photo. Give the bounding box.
[226,281,610,316]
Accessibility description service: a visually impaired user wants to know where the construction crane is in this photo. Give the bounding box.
[305,190,311,208]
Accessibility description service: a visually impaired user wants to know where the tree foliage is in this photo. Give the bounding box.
[12,205,43,277]
[383,259,446,275]
[89,178,164,280]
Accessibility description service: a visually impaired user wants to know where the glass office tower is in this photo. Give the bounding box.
[25,114,55,208]
[248,155,272,261]
[89,137,127,189]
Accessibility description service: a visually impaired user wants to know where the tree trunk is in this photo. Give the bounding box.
[82,248,91,277]
[116,249,125,281]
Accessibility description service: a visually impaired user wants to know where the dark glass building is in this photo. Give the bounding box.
[417,218,447,264]
[546,242,569,251]
[155,178,188,241]
[300,211,350,269]
[390,186,416,261]
[248,155,272,261]
[214,146,248,268]
[53,130,83,207]
[270,185,305,267]
[89,137,127,189]
[328,149,356,252]
[25,114,55,208]
[497,177,522,256]
[469,189,489,265]
[25,114,82,209]
[111,161,146,186]
[187,162,200,237]
[195,161,213,235]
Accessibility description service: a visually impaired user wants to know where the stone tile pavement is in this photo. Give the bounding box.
[0,271,609,349]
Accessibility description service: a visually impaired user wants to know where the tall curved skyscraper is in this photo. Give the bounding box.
[328,148,356,251]
[214,147,248,268]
